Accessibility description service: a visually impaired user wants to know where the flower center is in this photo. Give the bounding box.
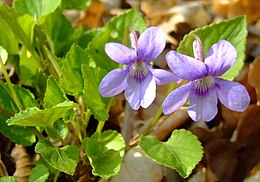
[193,76,215,96]
[130,62,150,83]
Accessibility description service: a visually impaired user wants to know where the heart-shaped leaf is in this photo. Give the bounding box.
[35,139,79,175]
[140,129,203,178]
[83,130,125,179]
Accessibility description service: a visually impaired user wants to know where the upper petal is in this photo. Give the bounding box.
[125,72,156,110]
[204,40,237,76]
[130,30,140,50]
[187,87,218,121]
[137,27,166,63]
[162,82,192,115]
[192,35,204,61]
[99,68,128,97]
[216,78,250,112]
[150,68,179,85]
[166,50,207,81]
[105,43,136,65]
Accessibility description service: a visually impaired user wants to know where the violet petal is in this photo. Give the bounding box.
[99,68,128,97]
[130,30,140,50]
[187,88,218,121]
[105,43,136,65]
[162,82,192,114]
[150,68,179,85]
[137,27,166,63]
[125,72,155,110]
[166,50,207,81]
[205,40,237,76]
[216,78,250,112]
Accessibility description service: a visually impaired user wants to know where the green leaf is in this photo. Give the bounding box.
[0,85,37,146]
[14,85,38,109]
[13,0,62,20]
[0,114,36,146]
[0,176,17,182]
[83,130,125,179]
[45,119,68,141]
[0,83,37,114]
[44,76,67,108]
[7,101,75,127]
[19,47,41,86]
[0,4,34,48]
[177,16,247,80]
[29,164,49,182]
[77,28,103,49]
[41,9,74,56]
[0,46,8,64]
[82,65,112,121]
[60,44,94,95]
[35,139,80,175]
[88,8,146,72]
[0,29,19,55]
[61,0,91,10]
[140,129,203,178]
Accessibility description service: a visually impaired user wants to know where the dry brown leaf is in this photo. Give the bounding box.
[204,139,240,182]
[153,109,189,140]
[228,0,260,23]
[248,57,260,105]
[230,105,260,180]
[159,2,211,36]
[11,145,34,182]
[73,0,105,28]
[139,0,177,25]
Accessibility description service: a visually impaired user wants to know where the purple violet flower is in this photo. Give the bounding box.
[99,27,178,110]
[162,35,250,121]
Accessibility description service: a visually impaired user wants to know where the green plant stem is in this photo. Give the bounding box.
[29,127,45,140]
[142,82,177,135]
[0,58,23,111]
[96,121,105,133]
[47,126,67,146]
[35,23,61,78]
[82,109,91,139]
[53,171,60,182]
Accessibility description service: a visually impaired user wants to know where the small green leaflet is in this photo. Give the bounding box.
[83,130,125,179]
[140,129,203,178]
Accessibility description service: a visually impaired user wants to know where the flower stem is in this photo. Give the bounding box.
[29,127,45,140]
[96,121,105,133]
[47,126,67,146]
[142,82,177,135]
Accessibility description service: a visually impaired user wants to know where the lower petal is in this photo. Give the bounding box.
[125,72,156,110]
[216,78,250,112]
[187,88,218,121]
[99,68,128,97]
[162,83,192,115]
[150,68,179,85]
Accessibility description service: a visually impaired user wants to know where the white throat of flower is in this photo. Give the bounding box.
[130,61,150,83]
[194,76,215,96]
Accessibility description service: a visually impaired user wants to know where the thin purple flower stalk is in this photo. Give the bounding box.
[99,27,178,110]
[162,35,250,121]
